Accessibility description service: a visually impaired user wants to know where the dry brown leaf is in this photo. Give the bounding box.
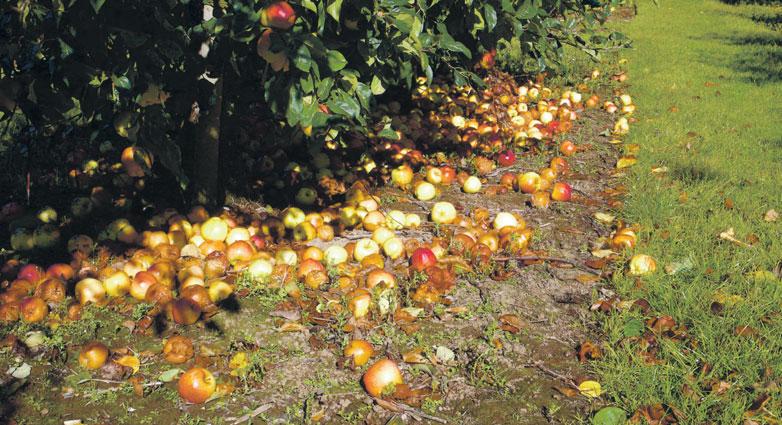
[277,322,306,332]
[576,274,601,284]
[763,209,779,222]
[402,348,429,364]
[724,198,734,209]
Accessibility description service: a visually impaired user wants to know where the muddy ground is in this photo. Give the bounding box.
[0,104,624,425]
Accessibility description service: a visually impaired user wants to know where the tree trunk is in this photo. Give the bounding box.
[193,77,223,206]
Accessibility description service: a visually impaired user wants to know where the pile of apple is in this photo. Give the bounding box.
[0,67,639,408]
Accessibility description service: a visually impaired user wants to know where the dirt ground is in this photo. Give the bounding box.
[0,100,624,424]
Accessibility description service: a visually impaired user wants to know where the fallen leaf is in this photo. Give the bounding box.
[616,157,637,169]
[554,386,579,397]
[7,363,31,379]
[498,314,525,334]
[578,380,602,398]
[277,322,306,332]
[651,166,668,175]
[593,212,615,223]
[402,349,428,364]
[668,105,679,113]
[763,209,779,222]
[578,341,602,362]
[158,368,182,382]
[664,258,694,275]
[576,274,601,284]
[724,198,734,209]
[115,355,140,374]
[719,227,753,248]
[591,249,617,258]
[593,406,626,425]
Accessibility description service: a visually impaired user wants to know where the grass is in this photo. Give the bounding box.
[593,1,782,422]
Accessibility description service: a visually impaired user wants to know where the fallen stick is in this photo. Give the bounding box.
[228,403,274,424]
[524,361,579,390]
[496,255,603,276]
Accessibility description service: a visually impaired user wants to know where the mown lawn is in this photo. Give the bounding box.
[594,0,782,423]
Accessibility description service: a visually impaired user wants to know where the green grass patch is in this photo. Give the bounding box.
[593,1,782,422]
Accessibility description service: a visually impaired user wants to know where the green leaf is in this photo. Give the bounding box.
[622,318,644,338]
[327,93,360,118]
[484,4,497,31]
[378,124,399,140]
[158,368,183,382]
[89,0,106,13]
[326,50,347,72]
[317,77,334,99]
[287,85,303,125]
[592,407,626,425]
[370,76,385,95]
[326,0,343,22]
[111,75,132,90]
[436,23,471,58]
[301,0,317,13]
[294,44,312,72]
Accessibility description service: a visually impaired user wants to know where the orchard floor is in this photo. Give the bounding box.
[0,82,630,424]
[592,0,782,423]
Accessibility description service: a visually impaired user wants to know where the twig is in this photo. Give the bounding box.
[227,402,274,424]
[373,398,447,424]
[524,361,579,390]
[496,255,602,276]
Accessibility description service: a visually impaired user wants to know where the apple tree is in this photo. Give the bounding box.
[0,0,624,204]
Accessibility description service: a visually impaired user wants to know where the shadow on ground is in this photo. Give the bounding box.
[692,8,782,85]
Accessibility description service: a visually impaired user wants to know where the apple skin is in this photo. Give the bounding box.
[530,191,551,208]
[430,202,457,225]
[344,340,374,367]
[79,341,110,370]
[426,167,443,184]
[517,172,542,194]
[391,165,414,187]
[362,358,404,397]
[260,1,297,30]
[295,187,318,206]
[414,182,437,201]
[410,248,437,272]
[559,140,577,156]
[178,367,217,404]
[497,150,516,167]
[439,166,457,185]
[551,182,573,202]
[462,176,482,194]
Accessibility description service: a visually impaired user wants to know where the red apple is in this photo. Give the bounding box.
[18,264,44,284]
[551,182,573,202]
[260,1,297,30]
[410,248,437,272]
[497,150,516,167]
[440,166,456,185]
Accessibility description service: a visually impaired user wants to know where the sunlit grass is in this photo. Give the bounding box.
[593,1,782,422]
